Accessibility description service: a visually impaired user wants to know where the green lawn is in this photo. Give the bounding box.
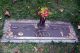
[0,0,78,20]
[0,43,80,53]
[0,0,80,53]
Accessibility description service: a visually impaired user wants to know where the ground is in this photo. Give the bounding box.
[0,43,80,53]
[0,43,76,53]
[0,0,80,53]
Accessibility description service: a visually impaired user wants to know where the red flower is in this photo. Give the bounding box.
[41,10,49,17]
[44,13,49,17]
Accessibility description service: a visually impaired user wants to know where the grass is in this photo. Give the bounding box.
[0,0,80,53]
[0,0,78,20]
[0,18,3,38]
[0,43,79,53]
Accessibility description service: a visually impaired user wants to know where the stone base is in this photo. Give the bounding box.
[1,20,78,43]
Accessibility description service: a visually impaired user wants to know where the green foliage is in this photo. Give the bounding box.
[0,0,78,20]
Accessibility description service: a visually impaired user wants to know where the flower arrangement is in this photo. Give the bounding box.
[38,7,50,18]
